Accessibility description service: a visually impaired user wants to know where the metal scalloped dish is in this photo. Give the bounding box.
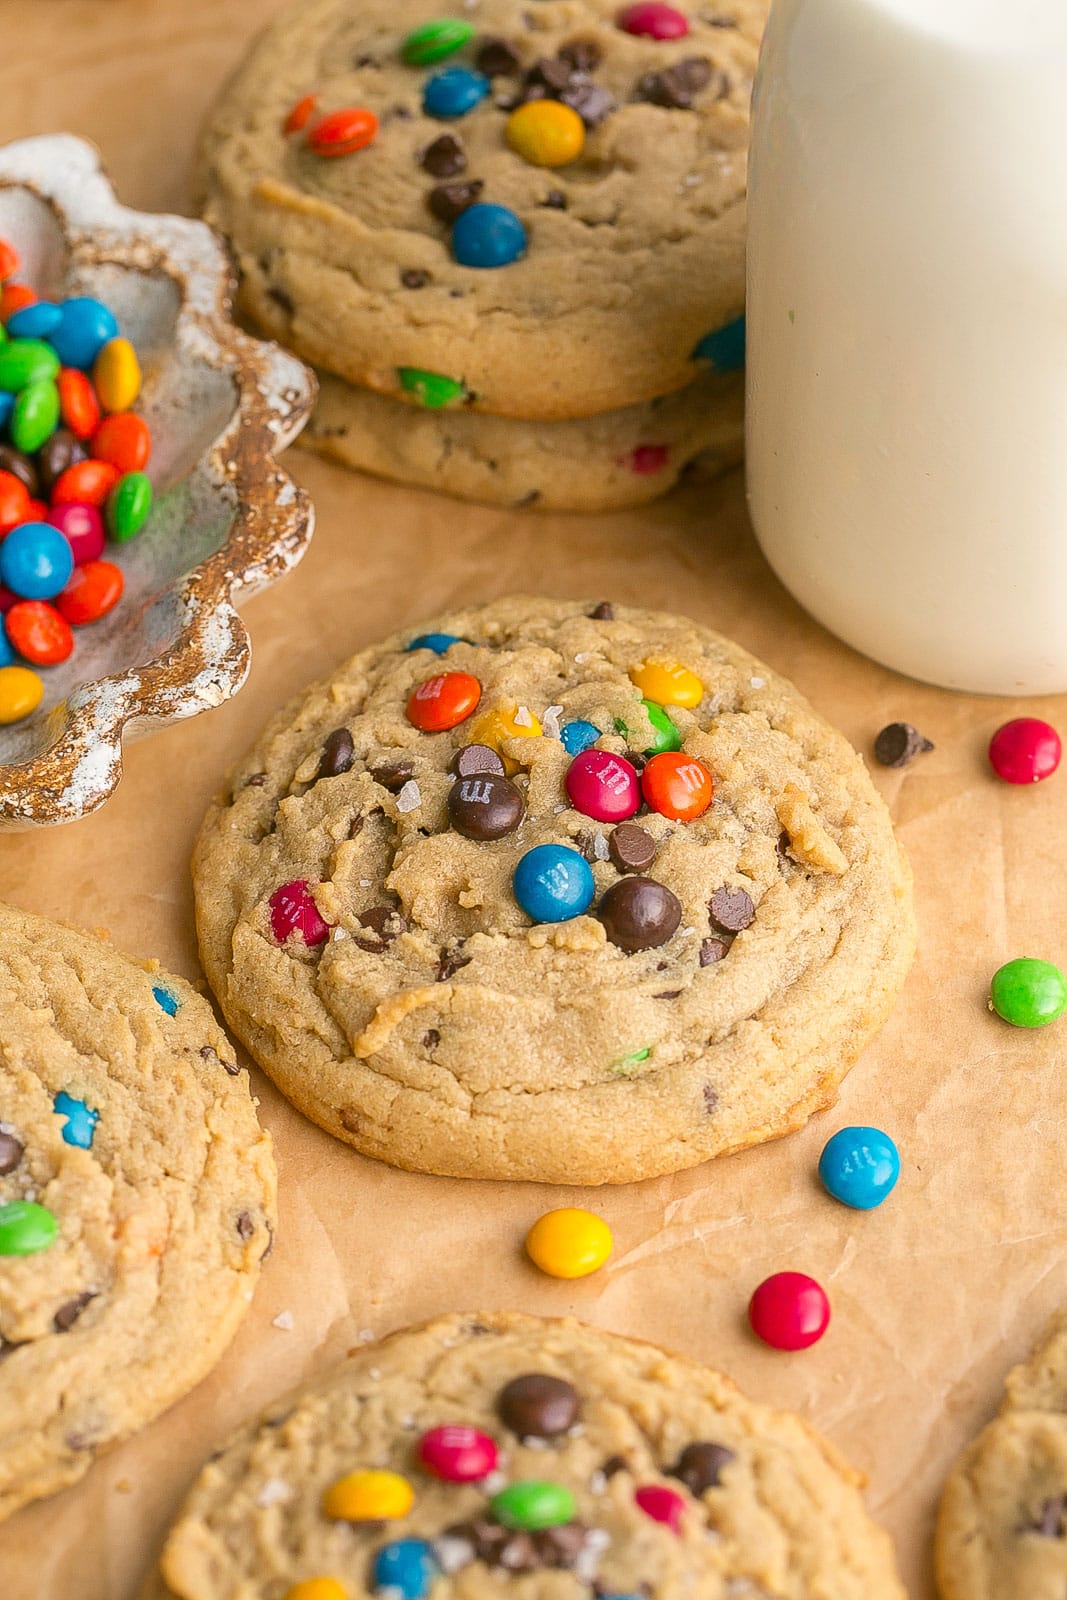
[0,134,315,829]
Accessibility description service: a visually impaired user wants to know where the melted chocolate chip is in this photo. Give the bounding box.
[354,905,408,949]
[541,189,568,210]
[0,444,39,496]
[558,37,602,72]
[575,829,601,863]
[448,772,524,840]
[370,758,415,792]
[874,721,934,768]
[201,1044,241,1076]
[670,1440,736,1495]
[37,428,86,494]
[451,743,506,778]
[776,829,792,867]
[637,57,717,109]
[699,936,729,966]
[243,772,267,788]
[236,1211,255,1241]
[527,55,575,94]
[609,822,657,874]
[401,268,431,289]
[1024,1494,1067,1538]
[560,82,615,126]
[536,1521,594,1567]
[437,946,471,981]
[708,886,755,934]
[654,989,682,999]
[429,179,485,224]
[599,876,682,952]
[421,133,466,177]
[317,726,354,780]
[422,1028,441,1050]
[601,1453,629,1478]
[266,284,295,317]
[0,1131,23,1175]
[476,36,522,76]
[589,601,614,621]
[498,1372,579,1438]
[54,1292,96,1333]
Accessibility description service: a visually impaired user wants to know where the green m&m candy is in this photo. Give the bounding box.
[0,337,60,393]
[400,17,475,65]
[489,1480,577,1531]
[11,377,60,454]
[107,470,153,542]
[0,1199,59,1255]
[989,958,1067,1028]
[397,367,468,409]
[614,700,682,756]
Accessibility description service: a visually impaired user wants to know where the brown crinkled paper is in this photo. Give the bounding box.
[1,4,1065,1597]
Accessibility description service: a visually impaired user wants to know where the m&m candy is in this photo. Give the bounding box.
[0,665,43,723]
[52,458,120,505]
[748,1272,830,1350]
[988,717,1061,784]
[49,297,119,370]
[629,658,703,707]
[564,748,640,822]
[401,17,475,64]
[4,601,73,665]
[5,302,61,340]
[92,411,150,474]
[269,881,331,947]
[54,1090,99,1149]
[371,1540,436,1599]
[452,204,528,269]
[57,367,100,439]
[56,560,124,626]
[525,1207,613,1278]
[47,502,105,565]
[307,108,379,157]
[692,314,746,371]
[322,1469,414,1521]
[418,1424,498,1481]
[506,101,585,168]
[467,703,542,771]
[283,94,319,136]
[93,336,141,412]
[641,751,714,820]
[513,844,594,922]
[107,470,153,541]
[0,1199,58,1255]
[0,522,74,600]
[618,699,682,755]
[405,631,462,654]
[284,1583,346,1600]
[489,1480,577,1530]
[617,1,690,38]
[818,1126,900,1210]
[634,1484,686,1530]
[406,671,481,731]
[423,67,490,119]
[559,719,600,756]
[989,957,1067,1028]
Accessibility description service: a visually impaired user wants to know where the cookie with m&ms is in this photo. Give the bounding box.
[196,0,764,419]
[193,597,913,1184]
[140,1311,906,1600]
[0,902,275,1521]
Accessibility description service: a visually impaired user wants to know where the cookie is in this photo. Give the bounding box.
[192,597,914,1184]
[197,0,762,420]
[936,1311,1067,1600]
[144,1310,906,1599]
[301,364,743,510]
[0,902,276,1522]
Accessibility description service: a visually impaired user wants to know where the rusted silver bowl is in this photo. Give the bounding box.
[0,134,315,828]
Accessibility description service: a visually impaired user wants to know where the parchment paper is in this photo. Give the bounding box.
[2,6,1065,1597]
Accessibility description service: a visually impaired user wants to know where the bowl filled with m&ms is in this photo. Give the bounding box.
[0,133,314,828]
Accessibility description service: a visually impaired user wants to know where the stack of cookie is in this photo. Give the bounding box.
[197,0,768,512]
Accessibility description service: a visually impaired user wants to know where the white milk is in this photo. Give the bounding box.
[745,0,1067,694]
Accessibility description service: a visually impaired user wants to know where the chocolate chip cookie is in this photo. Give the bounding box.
[197,0,762,419]
[192,597,914,1184]
[144,1311,906,1600]
[936,1311,1067,1600]
[0,902,276,1521]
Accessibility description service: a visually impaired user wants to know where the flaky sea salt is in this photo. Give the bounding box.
[396,780,421,813]
[513,705,533,727]
[255,1478,291,1508]
[272,1310,294,1331]
[750,675,766,688]
[541,704,564,739]
[593,832,610,861]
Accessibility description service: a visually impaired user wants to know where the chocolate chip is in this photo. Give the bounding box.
[1024,1494,1067,1537]
[670,1440,736,1495]
[559,82,615,125]
[36,428,86,494]
[354,905,408,949]
[541,189,568,210]
[599,876,682,952]
[776,829,792,867]
[236,1211,255,1241]
[637,56,717,109]
[527,55,575,94]
[317,726,354,780]
[601,1453,629,1478]
[654,989,682,999]
[708,886,755,934]
[0,1131,23,1175]
[575,829,601,863]
[243,771,267,788]
[498,1373,579,1438]
[428,179,485,224]
[201,1044,241,1075]
[536,1521,593,1567]
[589,601,614,620]
[370,758,415,792]
[703,1083,719,1112]
[339,1106,362,1134]
[699,936,729,966]
[437,945,471,981]
[421,133,466,177]
[401,268,430,289]
[444,1520,539,1572]
[451,743,506,778]
[266,284,295,317]
[354,51,378,66]
[874,721,934,768]
[422,1028,441,1050]
[54,1292,96,1332]
[476,36,522,76]
[448,772,524,840]
[558,37,602,72]
[0,444,39,496]
[609,822,657,873]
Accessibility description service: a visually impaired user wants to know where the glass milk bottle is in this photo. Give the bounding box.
[745,0,1067,694]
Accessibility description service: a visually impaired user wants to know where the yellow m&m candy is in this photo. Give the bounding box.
[467,704,542,774]
[525,1207,613,1279]
[284,1582,348,1600]
[92,336,141,413]
[0,665,43,725]
[505,100,585,168]
[322,1468,414,1522]
[629,658,704,708]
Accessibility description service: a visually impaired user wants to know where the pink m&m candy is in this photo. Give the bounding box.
[988,717,1061,785]
[47,502,105,566]
[565,749,640,823]
[617,2,689,38]
[418,1424,499,1482]
[269,880,330,946]
[634,1484,686,1530]
[748,1272,830,1351]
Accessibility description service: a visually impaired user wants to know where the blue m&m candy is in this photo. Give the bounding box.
[153,985,180,1016]
[513,843,595,923]
[423,66,490,119]
[372,1538,436,1598]
[406,631,462,654]
[54,1091,99,1150]
[49,296,119,370]
[452,204,527,269]
[818,1126,900,1210]
[692,313,746,372]
[0,522,74,600]
[0,392,13,428]
[0,628,14,669]
[559,719,600,756]
[5,302,63,341]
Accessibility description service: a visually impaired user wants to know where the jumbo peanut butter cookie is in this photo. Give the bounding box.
[197,0,761,419]
[192,597,914,1184]
[0,902,276,1521]
[143,1311,906,1600]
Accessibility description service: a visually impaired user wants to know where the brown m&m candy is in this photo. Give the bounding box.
[447,772,524,839]
[0,1130,23,1174]
[497,1373,579,1438]
[708,885,754,934]
[608,822,656,873]
[599,876,681,952]
[450,743,505,778]
[669,1440,736,1495]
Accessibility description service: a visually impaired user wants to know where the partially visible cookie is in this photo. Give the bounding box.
[302,365,743,511]
[0,902,276,1522]
[936,1312,1067,1600]
[145,1311,907,1600]
[198,0,763,419]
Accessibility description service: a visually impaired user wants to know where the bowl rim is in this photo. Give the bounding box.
[0,132,316,830]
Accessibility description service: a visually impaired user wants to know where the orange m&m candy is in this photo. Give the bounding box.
[0,240,19,281]
[284,93,318,134]
[0,470,31,535]
[0,283,35,321]
[51,459,120,508]
[406,671,481,733]
[58,368,102,440]
[641,751,714,821]
[4,601,74,666]
[92,413,151,474]
[307,108,379,157]
[56,560,124,626]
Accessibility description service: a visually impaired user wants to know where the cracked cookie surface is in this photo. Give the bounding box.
[192,597,913,1184]
[0,902,276,1521]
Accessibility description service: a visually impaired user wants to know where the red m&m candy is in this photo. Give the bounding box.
[92,412,151,474]
[5,601,74,666]
[617,2,689,37]
[641,751,714,820]
[988,717,1061,785]
[0,283,35,322]
[51,459,120,508]
[748,1271,830,1351]
[308,108,379,157]
[57,367,101,440]
[634,1483,686,1530]
[0,470,31,534]
[56,560,124,626]
[284,93,318,135]
[565,748,640,822]
[0,240,18,281]
[418,1424,499,1482]
[47,502,105,566]
[406,671,481,732]
[269,880,330,946]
